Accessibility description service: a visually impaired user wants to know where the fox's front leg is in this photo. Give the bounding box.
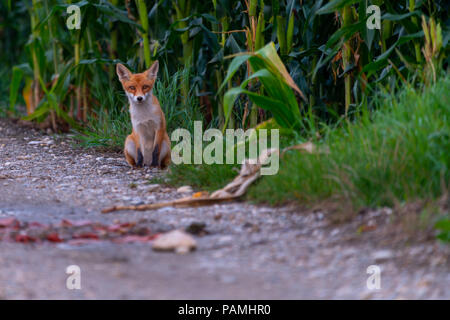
[140,136,155,167]
[124,134,143,168]
[151,128,166,167]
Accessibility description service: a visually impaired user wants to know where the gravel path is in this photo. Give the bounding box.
[0,118,448,299]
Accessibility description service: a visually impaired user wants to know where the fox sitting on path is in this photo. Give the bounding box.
[116,61,171,168]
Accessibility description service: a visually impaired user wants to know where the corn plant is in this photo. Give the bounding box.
[220,42,307,130]
[421,15,443,84]
[245,0,266,128]
[135,0,152,68]
[1,0,449,135]
[29,0,42,115]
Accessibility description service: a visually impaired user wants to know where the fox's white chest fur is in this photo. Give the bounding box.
[129,95,161,165]
[118,60,171,168]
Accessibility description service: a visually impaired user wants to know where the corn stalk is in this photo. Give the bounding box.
[409,0,422,63]
[246,0,265,128]
[173,0,192,100]
[135,0,152,69]
[212,0,225,128]
[381,20,392,53]
[75,39,84,121]
[30,0,41,115]
[341,5,353,116]
[109,0,119,79]
[44,0,57,131]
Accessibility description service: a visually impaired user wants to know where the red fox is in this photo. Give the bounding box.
[116,61,171,168]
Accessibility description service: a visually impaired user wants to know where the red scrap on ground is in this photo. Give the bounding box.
[0,217,159,245]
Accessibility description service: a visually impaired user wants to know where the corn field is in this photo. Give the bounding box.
[0,0,449,133]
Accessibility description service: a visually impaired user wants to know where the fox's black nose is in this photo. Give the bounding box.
[137,96,143,102]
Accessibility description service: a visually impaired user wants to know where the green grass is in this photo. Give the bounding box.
[167,75,450,213]
[156,65,203,134]
[435,218,450,243]
[166,163,237,192]
[74,104,132,151]
[72,85,131,151]
[0,66,11,117]
[165,125,299,191]
[253,76,449,208]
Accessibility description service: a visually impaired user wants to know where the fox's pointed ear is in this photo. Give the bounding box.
[145,61,159,79]
[116,63,131,81]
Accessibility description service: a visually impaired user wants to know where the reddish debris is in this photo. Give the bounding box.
[0,217,19,228]
[14,234,38,243]
[46,233,63,243]
[0,217,158,245]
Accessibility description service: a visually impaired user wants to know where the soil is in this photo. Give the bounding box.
[0,118,448,299]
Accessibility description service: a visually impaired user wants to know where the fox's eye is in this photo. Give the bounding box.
[142,85,150,90]
[128,86,136,91]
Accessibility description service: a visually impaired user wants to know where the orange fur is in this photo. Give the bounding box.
[117,61,171,168]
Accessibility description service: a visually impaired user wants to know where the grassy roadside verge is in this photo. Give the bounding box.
[248,77,449,207]
[68,73,449,241]
[167,76,449,225]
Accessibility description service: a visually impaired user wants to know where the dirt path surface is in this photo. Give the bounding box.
[0,118,448,299]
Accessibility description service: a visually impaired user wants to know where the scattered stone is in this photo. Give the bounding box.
[315,212,324,220]
[152,230,197,254]
[372,250,394,262]
[146,184,160,192]
[131,198,144,205]
[28,138,53,145]
[330,228,340,237]
[217,235,233,246]
[177,185,193,194]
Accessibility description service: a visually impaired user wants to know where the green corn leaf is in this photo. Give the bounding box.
[22,101,50,122]
[255,12,265,50]
[255,42,305,101]
[218,54,251,93]
[33,1,90,32]
[249,0,257,17]
[221,43,304,131]
[93,2,143,30]
[316,0,360,15]
[362,31,424,75]
[223,87,245,130]
[9,66,24,114]
[382,11,419,21]
[286,12,295,53]
[245,91,299,129]
[326,20,365,49]
[276,15,287,55]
